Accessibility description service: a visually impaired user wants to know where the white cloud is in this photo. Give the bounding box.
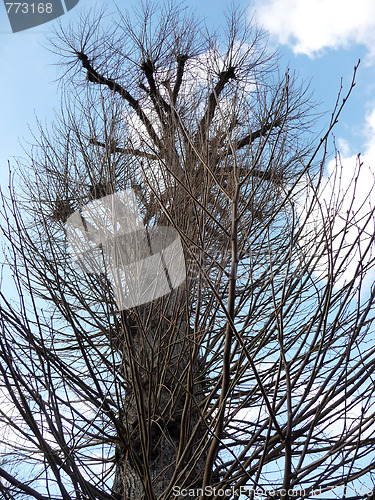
[296,104,375,288]
[251,0,375,59]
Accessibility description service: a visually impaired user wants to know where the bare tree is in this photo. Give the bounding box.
[1,3,375,500]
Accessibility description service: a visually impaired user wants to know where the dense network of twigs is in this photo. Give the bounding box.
[0,3,375,500]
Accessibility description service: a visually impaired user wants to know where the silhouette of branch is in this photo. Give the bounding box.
[173,54,189,104]
[235,119,282,150]
[196,67,236,145]
[88,138,158,160]
[76,51,163,152]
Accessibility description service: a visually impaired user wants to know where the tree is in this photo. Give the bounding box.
[1,3,375,499]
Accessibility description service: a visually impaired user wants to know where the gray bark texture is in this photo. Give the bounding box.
[110,289,207,499]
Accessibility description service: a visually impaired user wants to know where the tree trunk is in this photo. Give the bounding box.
[111,289,207,499]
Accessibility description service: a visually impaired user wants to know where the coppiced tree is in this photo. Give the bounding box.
[1,3,375,499]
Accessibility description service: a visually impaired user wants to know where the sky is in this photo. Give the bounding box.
[1,0,375,283]
[0,1,375,495]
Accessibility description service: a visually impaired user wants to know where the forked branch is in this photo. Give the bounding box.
[76,51,163,152]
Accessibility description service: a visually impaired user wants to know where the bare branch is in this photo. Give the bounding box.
[172,54,189,103]
[88,137,158,160]
[235,119,282,150]
[196,66,236,145]
[76,51,163,152]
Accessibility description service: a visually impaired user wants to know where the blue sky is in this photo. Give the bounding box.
[0,0,374,174]
[1,0,375,285]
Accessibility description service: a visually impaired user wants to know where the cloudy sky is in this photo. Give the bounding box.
[252,0,375,288]
[0,0,375,286]
[0,0,374,490]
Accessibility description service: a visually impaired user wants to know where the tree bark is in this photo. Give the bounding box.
[111,290,207,499]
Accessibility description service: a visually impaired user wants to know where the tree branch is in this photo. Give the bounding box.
[76,51,163,152]
[140,58,171,118]
[196,67,236,145]
[172,54,188,104]
[88,138,158,160]
[235,119,282,150]
[0,468,51,500]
